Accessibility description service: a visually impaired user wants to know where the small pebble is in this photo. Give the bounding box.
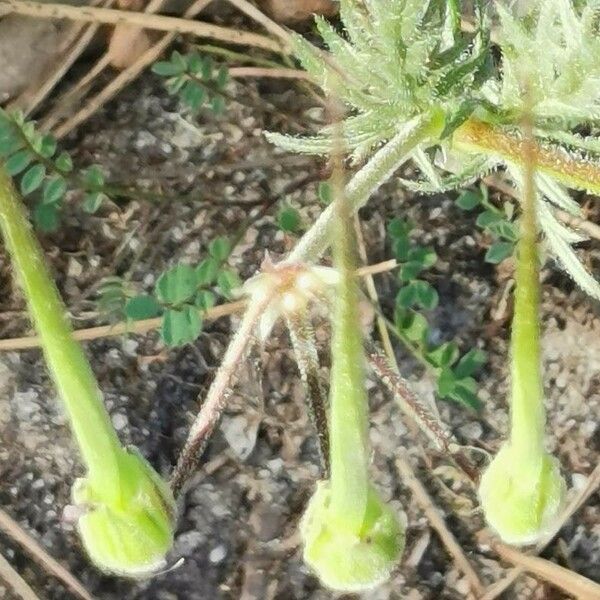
[209,545,227,564]
[111,413,128,431]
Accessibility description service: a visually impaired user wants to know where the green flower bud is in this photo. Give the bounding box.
[301,482,404,592]
[478,443,566,545]
[73,448,176,576]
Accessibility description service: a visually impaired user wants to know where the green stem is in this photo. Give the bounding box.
[328,137,370,531]
[287,110,445,265]
[510,131,545,469]
[0,165,122,491]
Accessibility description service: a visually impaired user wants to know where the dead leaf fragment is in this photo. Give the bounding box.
[108,24,152,69]
[257,0,338,23]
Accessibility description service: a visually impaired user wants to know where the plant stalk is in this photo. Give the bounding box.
[509,119,545,470]
[454,118,600,195]
[0,165,121,492]
[287,110,445,265]
[327,128,370,530]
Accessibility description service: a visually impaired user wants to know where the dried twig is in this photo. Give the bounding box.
[40,0,168,131]
[0,509,93,600]
[0,551,39,600]
[0,300,247,351]
[0,0,285,53]
[228,66,311,80]
[395,452,485,596]
[225,0,292,47]
[354,216,397,367]
[0,262,395,352]
[51,0,212,138]
[481,463,600,599]
[492,541,600,600]
[366,342,480,482]
[7,0,114,116]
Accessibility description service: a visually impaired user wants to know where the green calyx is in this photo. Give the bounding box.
[301,482,404,592]
[74,448,176,577]
[478,443,566,545]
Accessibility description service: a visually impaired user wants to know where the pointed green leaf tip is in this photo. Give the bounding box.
[301,482,404,592]
[73,447,176,576]
[478,444,565,545]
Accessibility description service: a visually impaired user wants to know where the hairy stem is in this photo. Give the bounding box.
[454,118,600,195]
[0,165,121,491]
[510,119,545,468]
[286,111,445,265]
[328,128,370,529]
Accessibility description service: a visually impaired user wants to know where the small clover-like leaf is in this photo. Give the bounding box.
[393,234,411,262]
[210,96,226,114]
[278,205,302,233]
[485,241,514,264]
[156,264,198,305]
[412,280,439,310]
[39,134,57,159]
[318,181,333,205]
[161,306,202,347]
[194,289,216,311]
[43,176,67,205]
[407,246,437,269]
[20,164,46,195]
[181,81,206,111]
[427,341,459,368]
[399,260,425,282]
[195,257,219,286]
[453,348,487,379]
[437,367,457,397]
[33,203,60,232]
[125,295,162,321]
[455,189,482,210]
[82,192,106,214]
[5,149,32,176]
[84,165,105,190]
[447,377,482,410]
[476,210,502,228]
[217,269,241,299]
[55,151,73,173]
[387,217,412,239]
[396,309,429,344]
[0,133,22,158]
[396,282,418,308]
[486,220,517,242]
[208,236,230,261]
[152,61,184,76]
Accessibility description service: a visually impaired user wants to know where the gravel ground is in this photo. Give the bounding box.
[0,66,598,600]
